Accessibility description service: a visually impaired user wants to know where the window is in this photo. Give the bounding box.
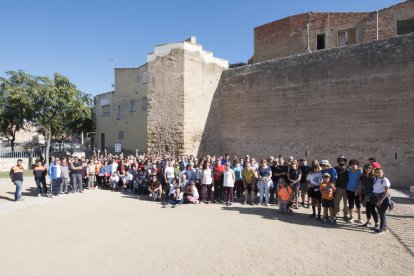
[317,34,325,50]
[101,105,111,116]
[118,131,124,140]
[116,103,121,120]
[338,28,356,46]
[397,19,414,35]
[142,97,148,111]
[130,100,136,112]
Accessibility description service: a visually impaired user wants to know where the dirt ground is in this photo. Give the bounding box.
[0,178,413,276]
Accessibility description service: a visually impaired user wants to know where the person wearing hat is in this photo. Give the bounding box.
[333,156,349,220]
[320,173,336,224]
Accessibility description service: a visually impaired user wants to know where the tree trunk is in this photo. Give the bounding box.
[10,137,15,153]
[45,124,52,168]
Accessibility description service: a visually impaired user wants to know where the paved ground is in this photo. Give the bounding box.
[0,178,413,276]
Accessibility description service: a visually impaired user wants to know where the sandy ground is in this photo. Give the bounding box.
[0,178,413,276]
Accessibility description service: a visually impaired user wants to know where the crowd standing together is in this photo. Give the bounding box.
[9,152,394,234]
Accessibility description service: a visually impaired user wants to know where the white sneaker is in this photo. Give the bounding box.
[37,194,41,197]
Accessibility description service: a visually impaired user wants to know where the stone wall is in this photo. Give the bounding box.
[217,33,414,188]
[147,48,185,156]
[147,40,228,156]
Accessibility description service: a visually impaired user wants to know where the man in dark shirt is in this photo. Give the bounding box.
[299,158,311,207]
[9,159,24,201]
[71,156,83,193]
[334,156,349,219]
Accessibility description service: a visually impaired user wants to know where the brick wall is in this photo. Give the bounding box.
[218,33,414,188]
[254,0,414,62]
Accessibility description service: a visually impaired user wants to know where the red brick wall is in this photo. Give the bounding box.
[254,0,414,62]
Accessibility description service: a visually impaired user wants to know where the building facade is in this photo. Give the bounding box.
[254,0,414,62]
[94,64,148,153]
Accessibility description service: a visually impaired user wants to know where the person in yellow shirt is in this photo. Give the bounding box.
[242,162,257,205]
[320,173,336,224]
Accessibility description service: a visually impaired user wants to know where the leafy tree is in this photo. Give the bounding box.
[31,73,92,165]
[0,71,35,152]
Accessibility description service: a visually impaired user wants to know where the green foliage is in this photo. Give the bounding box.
[0,71,35,150]
[0,70,93,163]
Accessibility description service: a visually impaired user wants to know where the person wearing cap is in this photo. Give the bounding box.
[333,156,349,220]
[9,159,24,201]
[307,160,323,220]
[346,159,363,223]
[320,173,336,224]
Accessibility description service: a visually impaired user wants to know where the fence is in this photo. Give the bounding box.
[0,149,43,159]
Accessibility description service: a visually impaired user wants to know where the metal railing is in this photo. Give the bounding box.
[0,149,43,159]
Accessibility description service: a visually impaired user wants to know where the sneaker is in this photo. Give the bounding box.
[355,219,363,224]
[317,215,322,221]
[362,222,371,227]
[37,194,41,197]
[322,218,328,223]
[330,218,337,225]
[310,213,316,218]
[266,203,270,207]
[243,201,247,205]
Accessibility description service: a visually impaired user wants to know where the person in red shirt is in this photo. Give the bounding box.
[213,159,225,203]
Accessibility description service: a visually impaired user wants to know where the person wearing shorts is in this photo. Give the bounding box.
[320,173,336,224]
[307,160,322,220]
[346,159,362,223]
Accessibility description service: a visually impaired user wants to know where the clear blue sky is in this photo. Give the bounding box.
[0,0,402,96]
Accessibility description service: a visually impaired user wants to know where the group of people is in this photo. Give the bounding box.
[8,152,394,234]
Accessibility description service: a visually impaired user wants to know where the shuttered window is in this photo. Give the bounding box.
[397,19,414,35]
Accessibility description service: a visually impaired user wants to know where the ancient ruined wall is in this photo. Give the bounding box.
[183,49,228,156]
[147,48,185,155]
[218,34,414,188]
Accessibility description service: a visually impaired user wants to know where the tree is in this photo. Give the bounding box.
[31,73,92,166]
[0,71,35,152]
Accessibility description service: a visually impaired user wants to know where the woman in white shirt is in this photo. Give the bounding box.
[223,162,236,206]
[201,162,213,204]
[372,168,391,234]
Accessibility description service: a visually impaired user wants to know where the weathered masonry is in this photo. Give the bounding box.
[215,33,414,188]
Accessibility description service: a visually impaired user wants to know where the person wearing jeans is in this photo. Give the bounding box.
[258,159,272,207]
[9,159,24,201]
[70,157,83,193]
[372,168,391,234]
[49,158,62,196]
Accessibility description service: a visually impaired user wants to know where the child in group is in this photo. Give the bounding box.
[278,178,293,214]
[185,181,200,204]
[167,177,183,208]
[320,173,336,224]
[110,172,120,191]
